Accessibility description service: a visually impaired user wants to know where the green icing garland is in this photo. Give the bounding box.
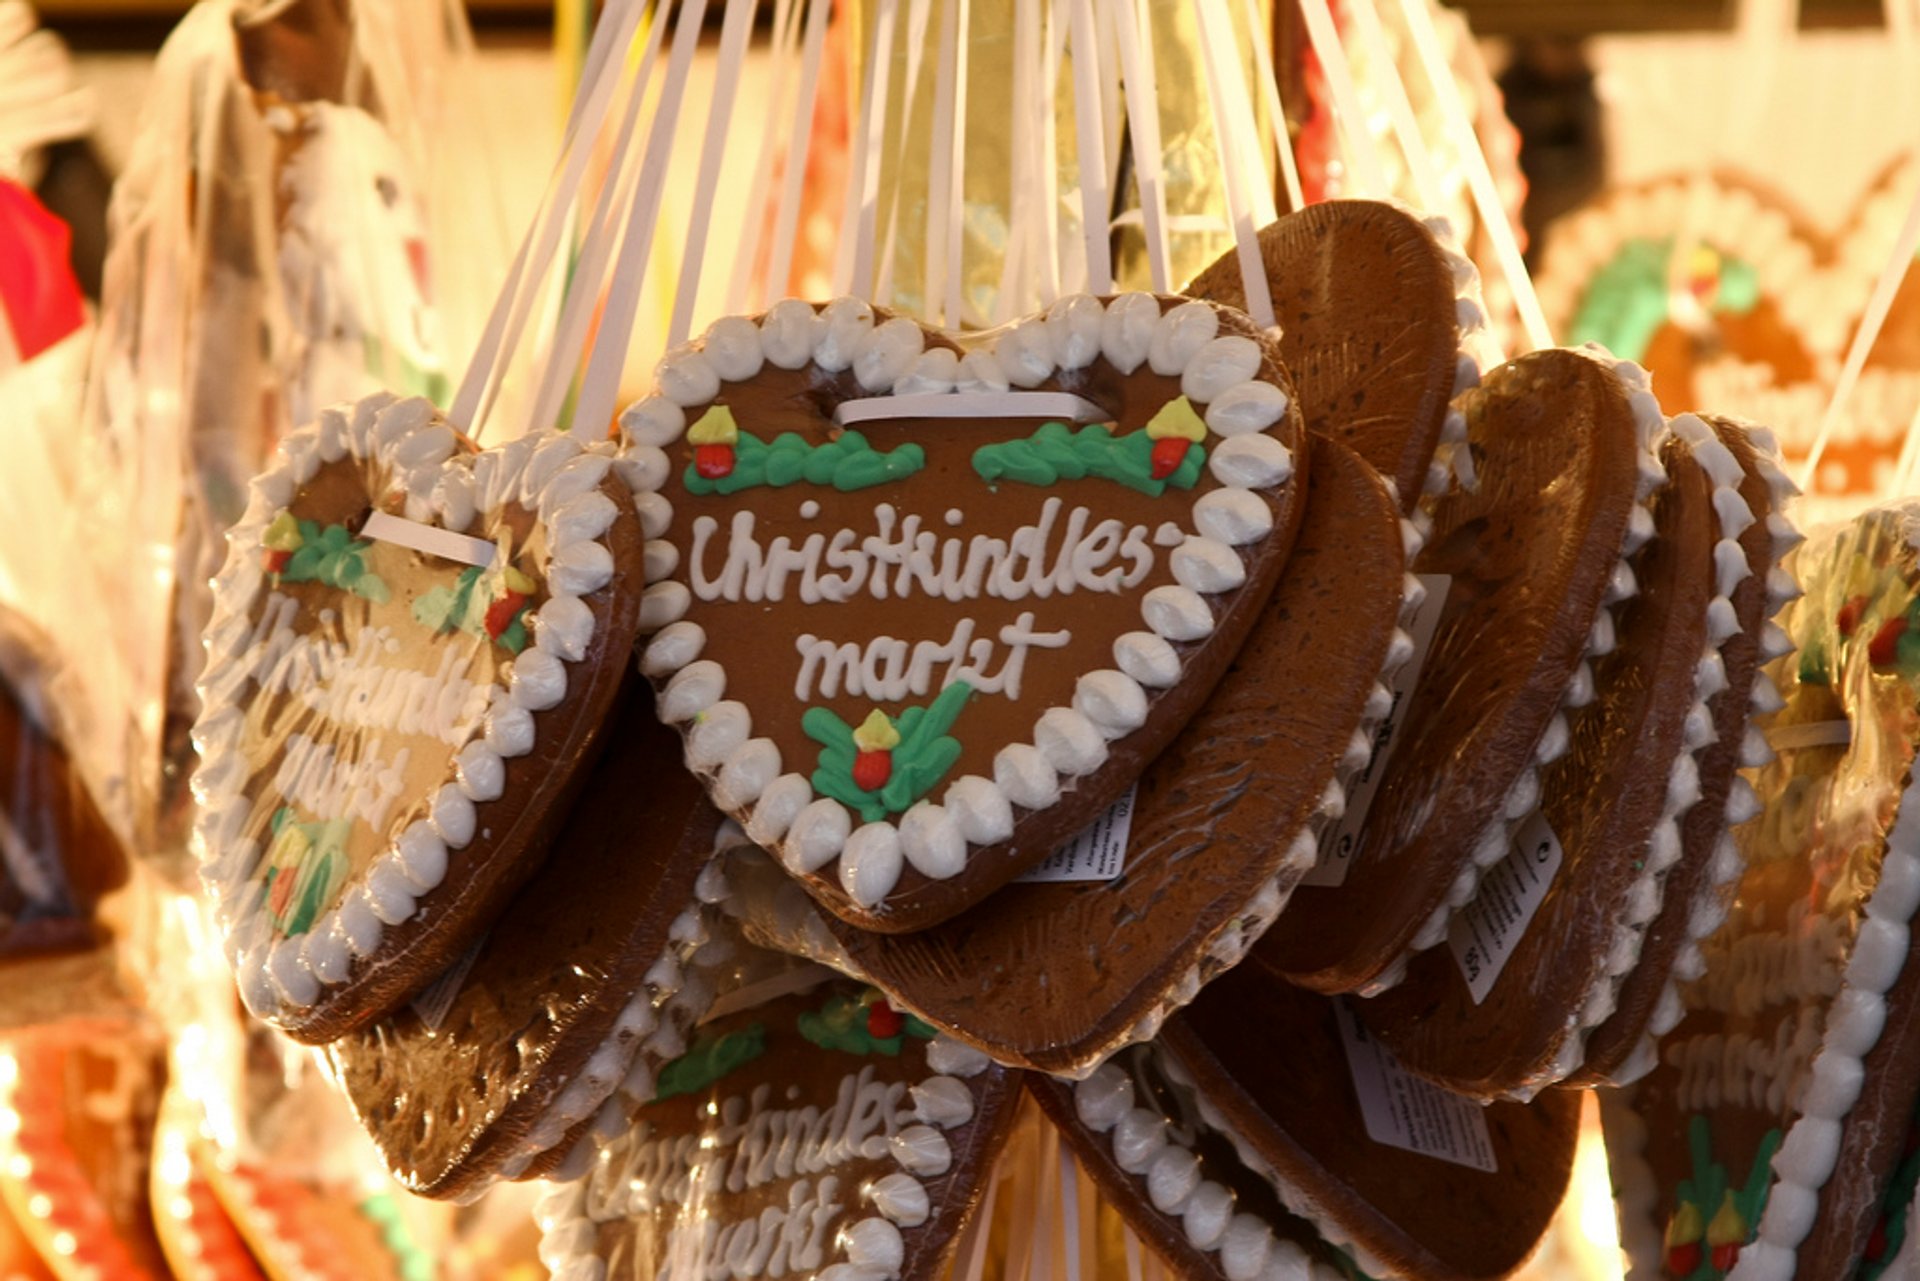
[802,682,973,823]
[684,428,925,495]
[358,1191,437,1281]
[656,1023,769,1100]
[1857,1101,1920,1279]
[797,989,937,1057]
[271,520,391,604]
[971,420,1205,496]
[262,806,349,938]
[1662,1115,1782,1279]
[1569,236,1761,365]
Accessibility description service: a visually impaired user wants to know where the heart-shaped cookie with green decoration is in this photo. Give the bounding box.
[191,392,648,1043]
[622,294,1306,933]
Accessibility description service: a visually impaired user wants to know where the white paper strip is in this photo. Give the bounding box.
[766,0,833,301]
[926,0,964,326]
[1298,0,1390,198]
[1395,0,1552,352]
[1802,175,1920,491]
[1067,0,1113,294]
[877,0,936,306]
[572,0,712,445]
[1344,0,1445,212]
[834,390,1108,425]
[846,0,901,300]
[668,0,758,348]
[1238,0,1304,215]
[362,511,496,568]
[1114,0,1173,292]
[725,0,801,315]
[1192,0,1275,330]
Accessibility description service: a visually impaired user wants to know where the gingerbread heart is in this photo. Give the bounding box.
[623,295,1307,932]
[191,392,647,1042]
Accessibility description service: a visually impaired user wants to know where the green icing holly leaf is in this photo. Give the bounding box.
[656,1024,768,1100]
[279,520,391,603]
[796,990,935,1057]
[803,682,973,823]
[262,807,351,938]
[684,428,925,495]
[971,421,1205,496]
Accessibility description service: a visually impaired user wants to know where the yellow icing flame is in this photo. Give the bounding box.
[1706,1191,1745,1247]
[1665,1200,1703,1246]
[853,709,901,753]
[502,565,537,596]
[687,404,740,446]
[262,510,303,551]
[1145,395,1207,442]
[267,822,311,871]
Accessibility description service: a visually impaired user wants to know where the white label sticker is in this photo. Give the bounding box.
[1447,810,1564,1004]
[1305,573,1453,888]
[1334,998,1497,1172]
[1014,786,1136,883]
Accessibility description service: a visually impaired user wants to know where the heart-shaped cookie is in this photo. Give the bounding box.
[191,392,647,1042]
[1186,200,1490,511]
[624,294,1306,932]
[535,969,1023,1281]
[712,435,1421,1075]
[326,684,728,1199]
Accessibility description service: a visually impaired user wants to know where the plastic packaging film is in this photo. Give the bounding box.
[60,0,504,882]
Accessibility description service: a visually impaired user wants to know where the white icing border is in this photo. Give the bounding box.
[623,294,1299,913]
[1068,1052,1353,1281]
[532,1000,996,1281]
[1365,346,1670,996]
[1598,1086,1664,1279]
[1607,420,1803,1087]
[191,393,646,1023]
[1415,210,1495,503]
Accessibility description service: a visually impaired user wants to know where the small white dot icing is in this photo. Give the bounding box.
[510,648,568,712]
[800,500,822,520]
[268,938,320,1007]
[814,297,874,371]
[655,345,721,407]
[548,540,615,596]
[760,298,824,369]
[539,453,614,513]
[1148,301,1220,375]
[924,1037,991,1077]
[1045,293,1105,369]
[338,889,383,957]
[303,920,350,985]
[995,318,1054,388]
[895,345,960,395]
[749,773,813,846]
[944,508,963,526]
[534,595,596,662]
[1203,381,1289,436]
[910,1076,975,1128]
[786,799,852,873]
[1143,585,1215,642]
[430,784,477,848]
[395,823,448,892]
[484,702,536,758]
[1034,707,1109,775]
[838,822,904,907]
[1074,670,1149,737]
[853,316,925,392]
[942,776,1013,844]
[955,349,1009,393]
[455,741,506,802]
[365,859,419,925]
[1101,293,1161,373]
[1073,1064,1134,1131]
[993,744,1061,810]
[642,540,679,583]
[898,802,966,879]
[701,314,765,382]
[1193,488,1273,546]
[550,490,621,548]
[868,1172,930,1227]
[1208,434,1293,489]
[843,1218,906,1274]
[1114,631,1181,688]
[686,700,750,770]
[888,1124,953,1176]
[1180,335,1264,403]
[1171,536,1246,594]
[638,580,691,630]
[634,491,673,540]
[1113,1107,1169,1173]
[1147,1146,1202,1212]
[715,738,781,809]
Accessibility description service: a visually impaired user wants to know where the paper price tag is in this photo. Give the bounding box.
[1447,811,1564,1004]
[1334,998,1496,1172]
[1305,574,1452,888]
[1014,785,1135,883]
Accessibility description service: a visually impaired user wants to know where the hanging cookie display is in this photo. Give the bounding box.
[626,294,1307,933]
[191,393,648,1042]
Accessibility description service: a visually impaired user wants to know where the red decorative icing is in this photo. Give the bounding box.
[852,749,892,792]
[1149,438,1191,480]
[694,443,736,479]
[1870,615,1908,667]
[866,999,904,1039]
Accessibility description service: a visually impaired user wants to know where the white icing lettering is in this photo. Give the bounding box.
[793,615,1069,702]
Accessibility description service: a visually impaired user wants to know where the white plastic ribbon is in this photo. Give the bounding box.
[667,0,757,348]
[1192,0,1276,330]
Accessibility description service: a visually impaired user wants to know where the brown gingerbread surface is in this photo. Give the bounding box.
[1362,429,1716,1097]
[1257,347,1647,993]
[1161,964,1577,1281]
[327,682,720,1198]
[1607,506,1920,1281]
[651,299,1305,933]
[546,976,1022,1281]
[196,405,646,1042]
[1571,418,1783,1086]
[806,436,1407,1074]
[1186,201,1466,509]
